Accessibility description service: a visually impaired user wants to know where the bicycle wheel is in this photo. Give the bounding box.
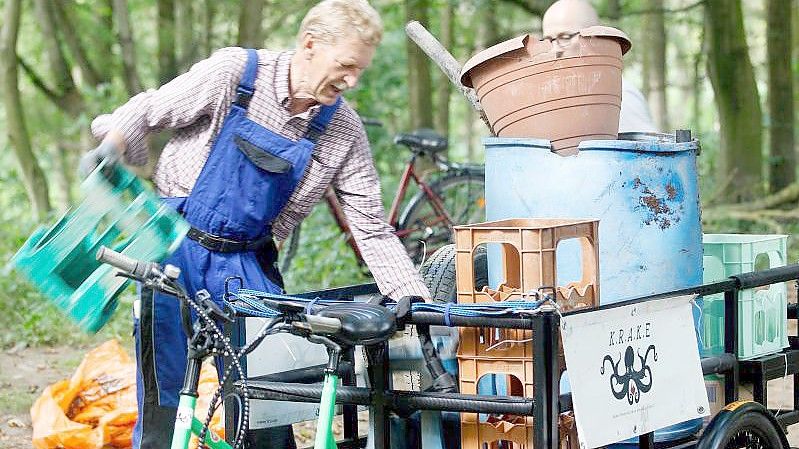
[696,401,787,449]
[398,169,485,263]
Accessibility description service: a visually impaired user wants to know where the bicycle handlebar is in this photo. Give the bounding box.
[96,246,157,278]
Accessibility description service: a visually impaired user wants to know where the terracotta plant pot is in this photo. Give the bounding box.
[461,26,631,154]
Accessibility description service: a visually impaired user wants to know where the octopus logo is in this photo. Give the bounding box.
[600,344,657,405]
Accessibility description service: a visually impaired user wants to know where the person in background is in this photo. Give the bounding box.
[81,0,432,447]
[542,0,659,133]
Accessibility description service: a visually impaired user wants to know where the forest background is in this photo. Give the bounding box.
[0,0,793,352]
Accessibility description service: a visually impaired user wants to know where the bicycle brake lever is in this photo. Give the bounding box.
[115,272,142,282]
[116,272,178,297]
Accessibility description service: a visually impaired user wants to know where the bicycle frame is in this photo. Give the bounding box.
[323,152,454,263]
[171,394,229,449]
[386,155,453,234]
[170,315,345,449]
[315,372,339,449]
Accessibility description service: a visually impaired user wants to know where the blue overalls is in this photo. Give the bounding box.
[133,49,341,449]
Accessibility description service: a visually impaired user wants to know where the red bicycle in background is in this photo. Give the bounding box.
[280,127,485,271]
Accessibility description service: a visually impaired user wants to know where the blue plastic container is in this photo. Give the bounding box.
[484,133,702,302]
[484,133,704,445]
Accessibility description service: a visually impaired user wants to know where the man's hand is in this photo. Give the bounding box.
[78,131,125,178]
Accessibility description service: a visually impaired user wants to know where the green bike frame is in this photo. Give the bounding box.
[314,373,340,449]
[171,394,230,449]
[170,373,340,449]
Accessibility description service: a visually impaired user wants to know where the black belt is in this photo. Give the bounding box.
[186,227,272,253]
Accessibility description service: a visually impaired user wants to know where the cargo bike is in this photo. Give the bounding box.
[96,243,799,449]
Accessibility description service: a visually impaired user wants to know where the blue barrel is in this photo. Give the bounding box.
[484,133,703,445]
[485,133,702,302]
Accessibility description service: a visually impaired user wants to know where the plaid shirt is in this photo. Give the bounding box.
[91,47,430,299]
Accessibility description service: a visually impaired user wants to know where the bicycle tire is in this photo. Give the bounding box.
[696,401,787,449]
[398,169,485,263]
[420,243,488,303]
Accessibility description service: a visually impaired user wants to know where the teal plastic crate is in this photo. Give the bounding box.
[11,161,189,333]
[700,234,788,359]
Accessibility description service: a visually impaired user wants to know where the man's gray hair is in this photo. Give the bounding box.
[298,0,383,47]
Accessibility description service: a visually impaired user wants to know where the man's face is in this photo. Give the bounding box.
[301,34,376,105]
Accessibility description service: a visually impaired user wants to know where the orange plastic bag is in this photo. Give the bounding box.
[31,339,137,449]
[30,339,224,449]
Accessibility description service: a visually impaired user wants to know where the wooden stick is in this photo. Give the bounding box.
[404,20,494,134]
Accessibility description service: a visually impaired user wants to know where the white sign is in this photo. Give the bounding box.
[561,295,709,448]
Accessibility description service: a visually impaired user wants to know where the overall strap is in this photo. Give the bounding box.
[305,97,342,144]
[233,48,259,110]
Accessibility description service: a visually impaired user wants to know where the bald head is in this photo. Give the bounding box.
[542,0,600,39]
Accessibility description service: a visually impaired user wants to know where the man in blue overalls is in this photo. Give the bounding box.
[81,1,432,447]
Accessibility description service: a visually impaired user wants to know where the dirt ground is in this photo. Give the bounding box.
[0,342,363,449]
[3,331,799,448]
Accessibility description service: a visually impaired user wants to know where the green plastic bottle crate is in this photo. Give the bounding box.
[700,234,788,359]
[11,161,189,333]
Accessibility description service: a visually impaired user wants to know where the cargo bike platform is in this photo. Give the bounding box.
[224,263,799,449]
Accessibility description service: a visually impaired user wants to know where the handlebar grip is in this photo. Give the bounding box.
[96,246,154,278]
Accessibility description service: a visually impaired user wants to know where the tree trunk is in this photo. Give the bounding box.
[176,0,196,71]
[202,0,216,57]
[434,0,454,138]
[467,0,498,160]
[157,0,177,85]
[32,0,80,112]
[476,0,499,50]
[96,0,115,81]
[705,0,763,202]
[405,0,434,130]
[606,0,621,26]
[51,1,105,87]
[53,142,75,208]
[32,1,68,81]
[466,113,477,162]
[768,0,796,191]
[646,0,668,131]
[238,0,266,48]
[794,0,799,147]
[112,0,143,95]
[1,0,51,219]
[641,29,651,101]
[692,39,705,130]
[30,0,86,119]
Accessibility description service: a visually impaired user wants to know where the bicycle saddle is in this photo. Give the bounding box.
[316,303,396,346]
[394,128,448,154]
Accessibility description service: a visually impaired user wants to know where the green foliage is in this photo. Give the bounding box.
[282,205,371,294]
[2,0,799,346]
